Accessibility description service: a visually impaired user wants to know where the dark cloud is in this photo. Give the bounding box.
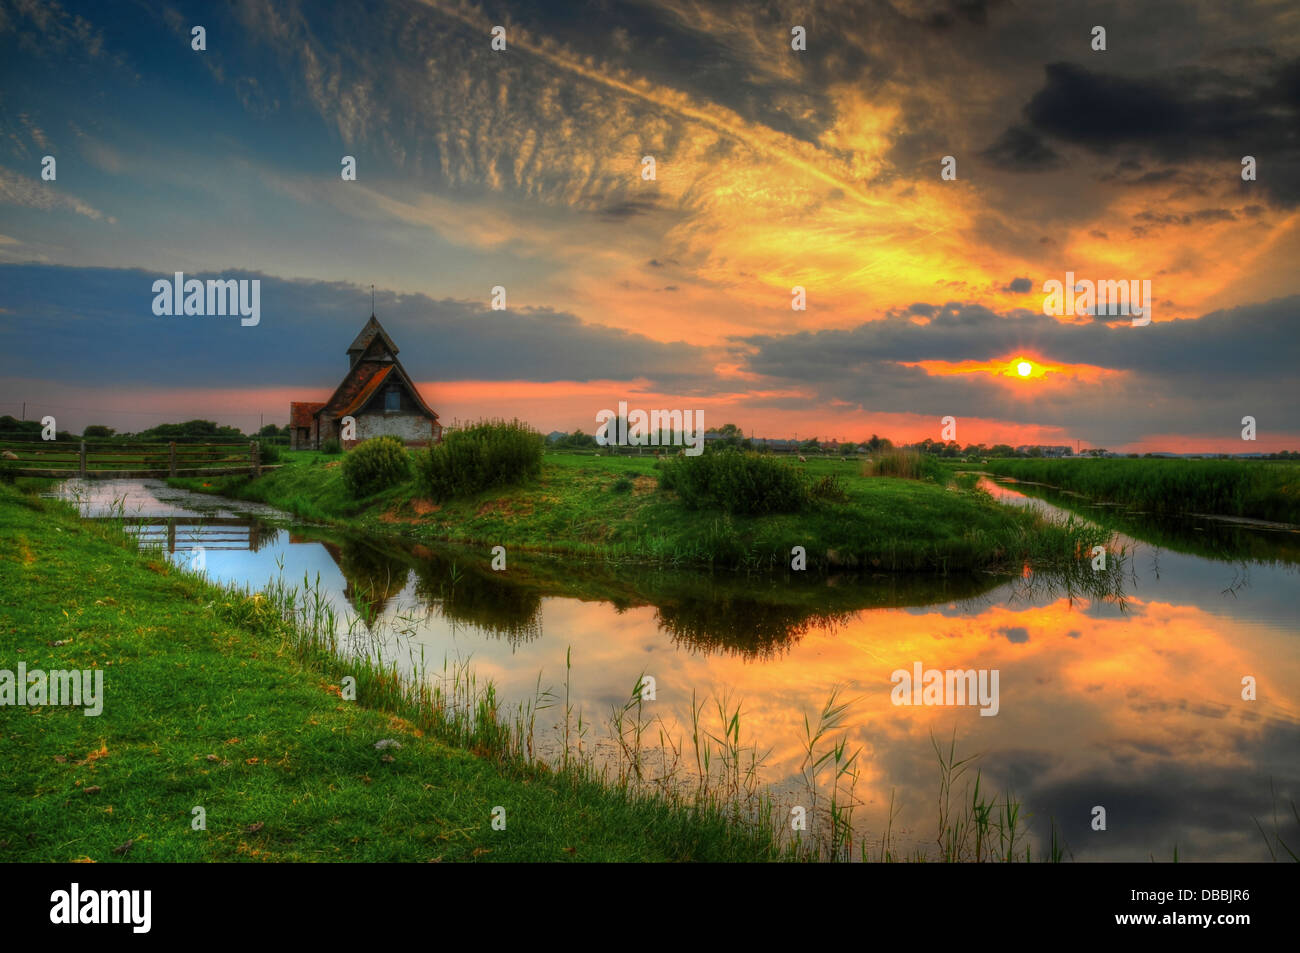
[1136,207,1237,227]
[1001,58,1300,206]
[980,124,1062,171]
[734,296,1300,444]
[1003,277,1033,293]
[918,0,1006,31]
[0,264,712,388]
[599,197,660,221]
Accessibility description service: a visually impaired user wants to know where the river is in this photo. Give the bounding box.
[50,476,1299,861]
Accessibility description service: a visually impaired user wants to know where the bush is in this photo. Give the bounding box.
[862,449,945,483]
[657,450,813,514]
[257,441,281,465]
[611,476,634,493]
[416,419,544,501]
[341,436,412,498]
[320,437,342,455]
[809,473,848,503]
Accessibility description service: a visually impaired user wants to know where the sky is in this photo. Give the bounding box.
[0,0,1297,451]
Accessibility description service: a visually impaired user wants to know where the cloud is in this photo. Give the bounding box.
[0,164,113,221]
[734,296,1300,444]
[0,0,109,59]
[0,0,1296,450]
[0,264,714,389]
[981,124,1062,171]
[1004,58,1300,206]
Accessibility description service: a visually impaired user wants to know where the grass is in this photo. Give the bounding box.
[0,481,783,862]
[983,476,1300,565]
[862,448,945,483]
[5,478,1271,862]
[983,457,1300,524]
[167,450,1116,576]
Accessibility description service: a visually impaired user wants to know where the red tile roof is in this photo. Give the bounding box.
[290,401,326,428]
[291,314,440,431]
[337,365,394,417]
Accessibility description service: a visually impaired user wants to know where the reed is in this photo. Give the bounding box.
[984,457,1300,523]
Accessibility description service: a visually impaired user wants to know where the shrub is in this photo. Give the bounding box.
[862,449,945,483]
[320,437,342,455]
[657,450,812,514]
[809,473,848,503]
[416,419,544,501]
[341,435,412,498]
[611,476,634,493]
[257,441,281,465]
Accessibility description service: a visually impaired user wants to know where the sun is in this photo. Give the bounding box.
[1016,361,1033,377]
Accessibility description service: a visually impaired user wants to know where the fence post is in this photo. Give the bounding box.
[79,441,87,478]
[250,441,261,477]
[169,441,177,477]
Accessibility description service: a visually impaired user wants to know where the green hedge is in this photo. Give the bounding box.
[416,419,544,501]
[657,450,817,514]
[341,435,412,498]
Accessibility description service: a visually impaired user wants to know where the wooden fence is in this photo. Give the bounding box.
[0,441,279,479]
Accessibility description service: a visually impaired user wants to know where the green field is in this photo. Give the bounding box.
[982,458,1300,524]
[169,450,1111,575]
[0,482,783,862]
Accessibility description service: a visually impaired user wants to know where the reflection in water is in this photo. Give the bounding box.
[134,516,279,554]
[412,557,544,646]
[55,478,1300,861]
[979,473,1300,566]
[311,535,410,623]
[655,596,855,658]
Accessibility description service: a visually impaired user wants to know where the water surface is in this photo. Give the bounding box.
[53,478,1299,860]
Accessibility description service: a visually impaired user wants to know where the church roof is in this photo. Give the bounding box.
[311,313,440,424]
[347,314,399,356]
[337,365,395,417]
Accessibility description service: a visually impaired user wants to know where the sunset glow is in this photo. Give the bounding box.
[898,356,1117,385]
[3,0,1298,886]
[0,1,1296,450]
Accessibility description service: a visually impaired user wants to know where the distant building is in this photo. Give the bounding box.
[1014,445,1073,457]
[289,313,441,450]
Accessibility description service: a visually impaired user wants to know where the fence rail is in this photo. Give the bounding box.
[0,441,278,479]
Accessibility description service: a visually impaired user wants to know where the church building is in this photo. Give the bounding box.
[289,314,442,450]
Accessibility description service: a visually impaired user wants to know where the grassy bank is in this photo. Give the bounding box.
[0,482,782,862]
[7,481,1260,862]
[986,478,1300,566]
[169,450,1111,575]
[982,458,1300,524]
